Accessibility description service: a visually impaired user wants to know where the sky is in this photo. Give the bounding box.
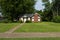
[35,0,44,10]
[35,0,52,10]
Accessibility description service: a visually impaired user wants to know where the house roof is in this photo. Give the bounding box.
[21,13,41,18]
[22,14,34,17]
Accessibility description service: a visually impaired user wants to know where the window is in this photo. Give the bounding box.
[38,19,40,21]
[32,17,34,21]
[28,18,30,20]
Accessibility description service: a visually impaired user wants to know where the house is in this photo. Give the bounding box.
[19,13,41,23]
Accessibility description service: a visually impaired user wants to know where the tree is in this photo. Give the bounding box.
[36,10,43,16]
[42,0,53,21]
[52,0,60,16]
[42,0,49,3]
[0,0,35,22]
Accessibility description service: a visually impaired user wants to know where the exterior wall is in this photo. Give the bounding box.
[28,17,30,20]
[32,13,41,22]
[38,18,40,21]
[20,17,27,23]
[32,17,34,22]
[34,14,38,22]
[20,18,23,21]
[38,17,40,21]
[32,18,34,21]
[24,18,27,23]
[19,13,41,23]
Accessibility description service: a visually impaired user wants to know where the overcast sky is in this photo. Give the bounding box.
[35,0,52,10]
[35,0,44,10]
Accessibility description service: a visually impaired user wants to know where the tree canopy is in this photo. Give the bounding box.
[0,0,35,22]
[42,0,60,22]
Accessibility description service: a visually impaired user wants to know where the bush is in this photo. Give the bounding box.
[19,20,23,23]
[53,16,60,23]
[26,20,32,23]
[0,19,12,23]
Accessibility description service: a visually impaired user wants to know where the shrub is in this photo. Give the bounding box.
[53,16,60,23]
[26,20,32,23]
[0,19,11,23]
[19,20,23,23]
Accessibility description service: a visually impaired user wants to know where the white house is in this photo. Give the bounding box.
[19,13,41,23]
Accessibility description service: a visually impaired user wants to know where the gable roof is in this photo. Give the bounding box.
[23,14,34,17]
[21,13,41,18]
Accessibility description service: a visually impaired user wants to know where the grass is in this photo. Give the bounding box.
[0,38,60,40]
[15,22,60,32]
[0,23,20,33]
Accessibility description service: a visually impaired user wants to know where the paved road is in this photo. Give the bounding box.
[0,32,60,38]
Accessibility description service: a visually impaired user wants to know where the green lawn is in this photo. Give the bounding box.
[0,38,60,40]
[0,23,20,33]
[15,22,60,32]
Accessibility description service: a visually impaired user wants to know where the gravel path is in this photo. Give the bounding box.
[0,32,60,38]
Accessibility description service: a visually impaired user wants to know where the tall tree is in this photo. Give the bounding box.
[0,0,35,22]
[42,0,53,21]
[52,0,60,16]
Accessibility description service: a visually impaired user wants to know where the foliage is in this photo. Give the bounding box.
[19,20,23,23]
[53,16,60,23]
[42,0,60,22]
[36,10,43,16]
[0,0,35,22]
[42,10,53,21]
[0,17,12,23]
[0,19,10,23]
[52,0,60,16]
[42,0,49,2]
[26,20,32,23]
[42,0,53,21]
